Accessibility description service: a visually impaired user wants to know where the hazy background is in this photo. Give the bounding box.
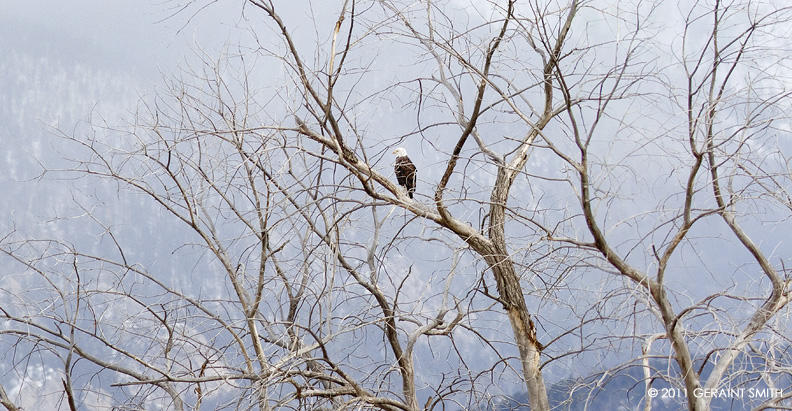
[3,2,791,410]
[0,2,249,261]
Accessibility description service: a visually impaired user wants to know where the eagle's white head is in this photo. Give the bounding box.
[393,147,408,157]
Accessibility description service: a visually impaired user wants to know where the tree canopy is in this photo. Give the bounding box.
[2,1,792,410]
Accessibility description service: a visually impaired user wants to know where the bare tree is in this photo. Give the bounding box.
[541,1,792,410]
[2,0,792,410]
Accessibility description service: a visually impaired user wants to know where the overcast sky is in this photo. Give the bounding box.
[0,1,248,142]
[4,2,792,409]
[0,1,246,216]
[0,1,250,268]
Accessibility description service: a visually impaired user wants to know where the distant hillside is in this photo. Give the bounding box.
[467,351,791,411]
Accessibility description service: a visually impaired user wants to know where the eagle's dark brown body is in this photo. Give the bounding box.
[393,148,417,199]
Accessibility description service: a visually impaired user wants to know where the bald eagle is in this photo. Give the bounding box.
[393,147,417,199]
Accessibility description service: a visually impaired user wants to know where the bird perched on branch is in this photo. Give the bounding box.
[393,147,417,199]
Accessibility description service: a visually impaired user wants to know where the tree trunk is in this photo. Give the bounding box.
[474,165,550,411]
